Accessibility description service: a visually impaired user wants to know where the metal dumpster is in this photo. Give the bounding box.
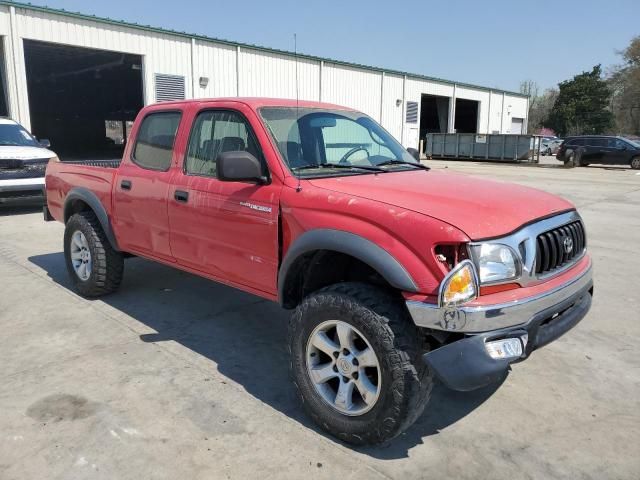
[426,133,540,163]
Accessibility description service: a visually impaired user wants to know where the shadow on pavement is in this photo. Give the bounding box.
[0,205,42,216]
[29,252,502,459]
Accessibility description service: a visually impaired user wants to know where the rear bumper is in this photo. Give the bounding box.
[0,177,45,205]
[409,264,593,391]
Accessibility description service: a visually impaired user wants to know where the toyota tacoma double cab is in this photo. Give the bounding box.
[44,98,593,445]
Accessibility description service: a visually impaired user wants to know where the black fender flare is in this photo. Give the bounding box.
[278,229,417,304]
[64,187,120,251]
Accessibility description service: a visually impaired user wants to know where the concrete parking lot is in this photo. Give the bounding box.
[1,160,639,480]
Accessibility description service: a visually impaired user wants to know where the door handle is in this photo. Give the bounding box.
[120,180,132,190]
[174,190,189,203]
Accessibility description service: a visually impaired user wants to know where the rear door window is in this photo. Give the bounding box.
[133,111,182,171]
[608,138,627,149]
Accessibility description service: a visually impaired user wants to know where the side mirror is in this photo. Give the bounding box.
[407,147,420,161]
[217,151,267,184]
[39,138,51,148]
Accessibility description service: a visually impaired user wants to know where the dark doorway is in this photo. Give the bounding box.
[23,40,144,160]
[454,98,479,134]
[0,40,9,117]
[419,94,449,144]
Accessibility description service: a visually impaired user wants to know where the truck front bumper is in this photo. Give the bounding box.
[406,263,593,391]
[0,177,45,205]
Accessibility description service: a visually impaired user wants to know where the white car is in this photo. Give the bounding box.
[0,118,57,205]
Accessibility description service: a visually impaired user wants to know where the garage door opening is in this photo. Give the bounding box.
[419,94,449,144]
[454,98,479,134]
[0,40,9,117]
[510,117,524,134]
[24,40,144,160]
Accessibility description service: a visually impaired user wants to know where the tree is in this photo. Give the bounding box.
[546,65,614,136]
[528,88,558,133]
[520,79,539,117]
[520,80,539,130]
[609,36,640,135]
[520,80,559,133]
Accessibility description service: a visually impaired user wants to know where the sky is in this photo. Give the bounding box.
[23,0,640,93]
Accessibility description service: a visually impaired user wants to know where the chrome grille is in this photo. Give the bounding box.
[0,158,49,179]
[535,221,585,275]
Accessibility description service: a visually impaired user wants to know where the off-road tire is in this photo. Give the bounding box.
[64,211,124,297]
[631,156,640,170]
[289,282,433,445]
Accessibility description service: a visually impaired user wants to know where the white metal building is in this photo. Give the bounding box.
[0,1,529,158]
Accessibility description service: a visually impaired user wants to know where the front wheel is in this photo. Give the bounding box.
[289,283,433,445]
[64,211,124,297]
[631,156,640,170]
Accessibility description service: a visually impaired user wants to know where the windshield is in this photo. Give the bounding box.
[623,137,640,148]
[259,107,417,176]
[0,123,39,147]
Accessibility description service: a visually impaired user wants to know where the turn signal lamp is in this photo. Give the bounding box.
[485,338,524,360]
[439,260,479,307]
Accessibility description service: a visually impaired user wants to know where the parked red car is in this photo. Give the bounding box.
[44,98,593,444]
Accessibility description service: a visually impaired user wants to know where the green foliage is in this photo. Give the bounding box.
[546,65,613,136]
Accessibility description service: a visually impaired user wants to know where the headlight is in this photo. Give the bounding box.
[470,243,519,284]
[439,260,479,307]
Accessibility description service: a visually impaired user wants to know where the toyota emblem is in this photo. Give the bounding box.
[563,236,574,254]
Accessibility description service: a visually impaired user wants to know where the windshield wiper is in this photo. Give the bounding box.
[293,162,385,172]
[375,160,430,170]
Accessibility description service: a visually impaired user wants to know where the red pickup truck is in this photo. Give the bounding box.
[44,98,593,445]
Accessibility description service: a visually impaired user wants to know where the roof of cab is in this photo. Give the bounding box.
[147,97,354,111]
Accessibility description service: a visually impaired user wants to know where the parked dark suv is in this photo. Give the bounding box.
[556,136,640,169]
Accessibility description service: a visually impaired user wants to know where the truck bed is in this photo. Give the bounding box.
[60,159,121,168]
[45,158,120,222]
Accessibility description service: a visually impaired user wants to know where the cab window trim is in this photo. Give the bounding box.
[131,110,183,172]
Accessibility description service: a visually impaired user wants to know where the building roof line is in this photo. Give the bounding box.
[0,0,528,98]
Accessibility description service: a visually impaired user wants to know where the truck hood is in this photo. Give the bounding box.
[308,170,574,240]
[0,146,56,160]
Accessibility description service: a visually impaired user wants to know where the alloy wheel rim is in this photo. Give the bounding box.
[632,158,640,169]
[70,231,92,281]
[305,320,382,416]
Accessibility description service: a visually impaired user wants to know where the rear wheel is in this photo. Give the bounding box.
[631,156,640,170]
[64,211,124,297]
[575,148,590,167]
[289,282,433,445]
[565,150,576,168]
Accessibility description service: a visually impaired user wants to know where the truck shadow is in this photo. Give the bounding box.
[28,252,503,459]
[0,205,42,217]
